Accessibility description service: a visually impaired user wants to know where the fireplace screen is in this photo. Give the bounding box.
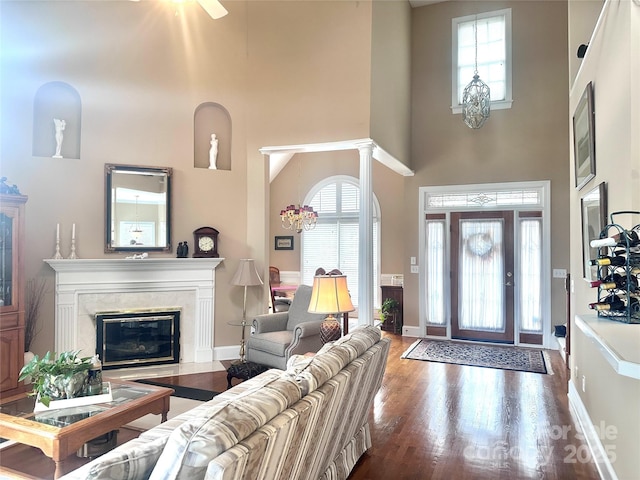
[96,309,180,369]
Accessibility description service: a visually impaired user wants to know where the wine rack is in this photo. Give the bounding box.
[592,211,640,324]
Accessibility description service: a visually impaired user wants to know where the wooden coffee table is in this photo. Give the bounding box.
[0,379,173,479]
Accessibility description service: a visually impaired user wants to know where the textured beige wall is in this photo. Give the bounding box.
[370,0,412,165]
[567,0,604,86]
[569,0,639,319]
[0,0,376,355]
[407,1,570,329]
[568,2,640,477]
[245,1,373,147]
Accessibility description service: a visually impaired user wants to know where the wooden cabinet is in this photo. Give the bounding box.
[380,285,403,333]
[0,193,27,394]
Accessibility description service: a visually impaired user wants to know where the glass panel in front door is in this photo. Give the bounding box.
[450,211,514,343]
[458,219,505,332]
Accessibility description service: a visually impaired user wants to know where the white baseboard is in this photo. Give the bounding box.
[279,271,300,285]
[402,325,421,337]
[556,336,567,364]
[567,380,618,480]
[214,345,241,361]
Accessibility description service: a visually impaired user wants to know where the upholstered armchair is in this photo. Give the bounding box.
[246,285,325,369]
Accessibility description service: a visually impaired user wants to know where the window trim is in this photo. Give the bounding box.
[301,175,382,307]
[451,8,513,114]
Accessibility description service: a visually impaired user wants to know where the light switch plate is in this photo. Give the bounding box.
[410,266,419,274]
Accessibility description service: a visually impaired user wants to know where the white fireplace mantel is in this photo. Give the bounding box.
[45,258,224,363]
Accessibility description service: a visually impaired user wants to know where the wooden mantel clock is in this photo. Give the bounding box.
[193,226,219,258]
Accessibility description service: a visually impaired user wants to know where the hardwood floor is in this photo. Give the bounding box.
[349,333,599,480]
[0,334,599,479]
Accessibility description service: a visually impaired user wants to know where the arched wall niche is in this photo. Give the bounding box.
[32,81,82,159]
[194,102,231,170]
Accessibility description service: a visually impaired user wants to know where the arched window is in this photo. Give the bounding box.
[301,176,380,308]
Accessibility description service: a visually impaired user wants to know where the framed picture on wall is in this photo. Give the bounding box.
[581,182,607,282]
[573,81,596,190]
[274,236,294,251]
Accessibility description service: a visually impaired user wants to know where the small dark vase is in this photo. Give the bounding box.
[177,241,189,258]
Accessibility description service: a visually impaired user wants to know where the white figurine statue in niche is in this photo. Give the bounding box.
[53,118,66,158]
[209,133,218,169]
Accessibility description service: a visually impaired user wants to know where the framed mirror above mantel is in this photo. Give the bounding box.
[105,164,172,253]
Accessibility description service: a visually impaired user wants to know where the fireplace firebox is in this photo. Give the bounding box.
[96,309,181,369]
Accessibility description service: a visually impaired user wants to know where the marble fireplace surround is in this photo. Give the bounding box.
[45,258,224,364]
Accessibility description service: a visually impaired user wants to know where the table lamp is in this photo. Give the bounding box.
[308,273,354,343]
[231,259,263,362]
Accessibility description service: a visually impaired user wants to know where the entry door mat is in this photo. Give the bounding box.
[401,339,548,374]
[134,379,219,401]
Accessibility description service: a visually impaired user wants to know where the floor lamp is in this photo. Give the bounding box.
[308,273,354,344]
[231,259,263,363]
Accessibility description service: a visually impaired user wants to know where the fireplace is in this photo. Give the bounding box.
[45,258,223,363]
[96,309,181,369]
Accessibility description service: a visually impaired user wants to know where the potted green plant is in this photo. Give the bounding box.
[380,298,400,331]
[19,350,92,407]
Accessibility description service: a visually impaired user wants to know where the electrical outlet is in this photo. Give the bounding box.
[581,375,586,393]
[553,269,567,278]
[411,266,419,274]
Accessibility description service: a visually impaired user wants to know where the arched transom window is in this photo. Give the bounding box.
[301,176,380,308]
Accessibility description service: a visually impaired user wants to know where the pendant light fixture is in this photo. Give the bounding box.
[280,158,317,234]
[462,16,491,129]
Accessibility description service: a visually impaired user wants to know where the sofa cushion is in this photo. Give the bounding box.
[332,324,382,353]
[59,435,167,480]
[286,325,381,395]
[149,373,302,480]
[246,330,293,356]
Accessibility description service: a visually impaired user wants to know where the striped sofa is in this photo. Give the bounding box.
[61,325,390,480]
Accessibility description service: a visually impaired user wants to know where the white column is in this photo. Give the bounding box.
[194,270,215,362]
[56,301,76,354]
[357,141,375,326]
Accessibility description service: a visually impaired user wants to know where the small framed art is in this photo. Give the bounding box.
[573,81,596,190]
[274,236,294,251]
[581,182,607,281]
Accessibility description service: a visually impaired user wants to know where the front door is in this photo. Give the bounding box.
[450,211,514,343]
